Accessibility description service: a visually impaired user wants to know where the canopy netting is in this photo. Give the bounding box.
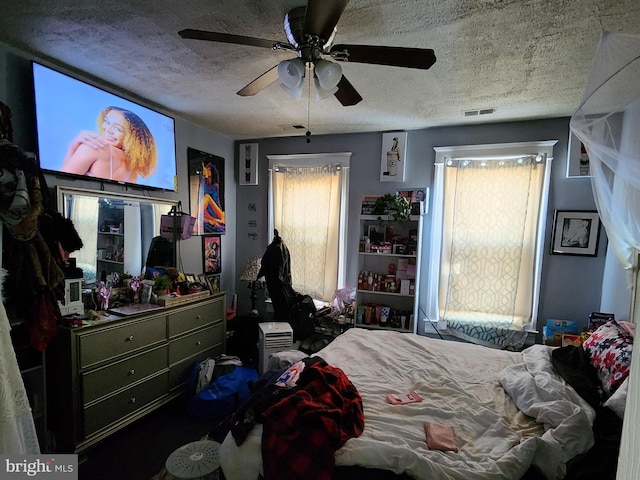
[570,32,640,270]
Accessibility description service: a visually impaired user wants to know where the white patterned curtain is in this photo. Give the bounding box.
[440,156,545,329]
[272,164,342,301]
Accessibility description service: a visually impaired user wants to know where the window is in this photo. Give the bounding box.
[424,141,556,344]
[267,153,350,301]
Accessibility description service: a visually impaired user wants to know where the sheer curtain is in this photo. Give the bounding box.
[272,164,342,301]
[0,235,40,454]
[570,31,640,271]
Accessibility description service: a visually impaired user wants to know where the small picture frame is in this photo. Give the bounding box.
[566,132,591,178]
[197,273,213,292]
[207,274,221,292]
[397,188,428,215]
[380,132,407,182]
[141,280,154,303]
[550,210,601,256]
[239,143,259,185]
[203,235,222,274]
[184,273,197,285]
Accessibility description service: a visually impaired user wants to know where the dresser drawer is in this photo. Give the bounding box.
[83,371,168,437]
[79,316,167,368]
[82,345,168,404]
[168,323,224,365]
[168,346,223,391]
[168,299,223,337]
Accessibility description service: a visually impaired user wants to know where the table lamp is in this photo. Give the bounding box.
[239,257,262,316]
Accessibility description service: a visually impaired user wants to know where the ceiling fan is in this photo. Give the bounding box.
[178,0,436,106]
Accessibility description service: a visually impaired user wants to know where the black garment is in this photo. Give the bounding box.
[145,235,174,271]
[258,231,294,321]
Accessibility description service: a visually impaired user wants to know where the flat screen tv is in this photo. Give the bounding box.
[32,62,177,191]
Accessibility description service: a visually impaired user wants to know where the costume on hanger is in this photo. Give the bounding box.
[0,104,39,453]
[257,229,294,321]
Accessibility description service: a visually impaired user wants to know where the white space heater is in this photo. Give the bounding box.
[258,322,293,374]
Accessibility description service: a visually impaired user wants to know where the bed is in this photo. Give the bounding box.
[218,326,629,480]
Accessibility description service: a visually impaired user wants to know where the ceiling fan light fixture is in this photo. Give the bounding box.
[277,58,305,88]
[314,77,338,100]
[277,58,305,99]
[314,59,342,90]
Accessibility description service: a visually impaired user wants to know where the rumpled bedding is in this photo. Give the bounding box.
[220,329,596,480]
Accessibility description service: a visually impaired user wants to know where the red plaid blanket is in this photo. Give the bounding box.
[259,360,364,480]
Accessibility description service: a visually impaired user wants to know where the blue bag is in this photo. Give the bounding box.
[187,366,258,419]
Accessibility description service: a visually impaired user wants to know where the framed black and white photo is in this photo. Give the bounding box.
[550,210,601,256]
[380,132,407,182]
[239,143,258,185]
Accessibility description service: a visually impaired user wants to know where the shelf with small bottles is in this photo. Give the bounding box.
[355,210,422,333]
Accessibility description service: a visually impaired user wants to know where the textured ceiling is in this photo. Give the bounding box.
[2,0,640,140]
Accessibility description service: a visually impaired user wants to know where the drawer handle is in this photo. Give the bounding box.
[130,397,136,404]
[196,341,202,346]
[128,369,136,376]
[126,335,134,342]
[195,315,202,320]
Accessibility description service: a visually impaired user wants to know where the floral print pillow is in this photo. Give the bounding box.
[582,320,633,398]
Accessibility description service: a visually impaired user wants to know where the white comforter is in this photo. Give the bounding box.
[220,329,595,480]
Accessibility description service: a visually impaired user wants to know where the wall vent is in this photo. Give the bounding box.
[464,108,496,117]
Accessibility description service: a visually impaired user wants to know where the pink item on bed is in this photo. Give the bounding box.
[425,423,458,452]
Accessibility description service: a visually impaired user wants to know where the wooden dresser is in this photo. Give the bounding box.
[46,293,226,454]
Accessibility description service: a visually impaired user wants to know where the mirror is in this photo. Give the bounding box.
[57,187,177,286]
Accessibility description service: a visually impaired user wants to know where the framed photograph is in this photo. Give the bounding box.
[188,147,226,235]
[398,188,428,215]
[550,210,601,256]
[184,273,197,284]
[380,132,407,182]
[207,274,221,292]
[197,273,212,292]
[566,132,591,178]
[141,280,154,303]
[239,143,259,185]
[202,235,222,274]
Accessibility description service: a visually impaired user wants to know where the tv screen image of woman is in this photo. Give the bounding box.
[61,106,158,183]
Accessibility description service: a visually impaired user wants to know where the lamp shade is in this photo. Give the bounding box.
[314,59,342,90]
[314,77,339,100]
[240,257,262,281]
[277,58,305,99]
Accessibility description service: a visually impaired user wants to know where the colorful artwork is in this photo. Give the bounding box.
[203,235,221,274]
[188,147,225,234]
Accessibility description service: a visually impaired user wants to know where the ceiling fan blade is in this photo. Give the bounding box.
[330,44,437,70]
[334,75,362,106]
[179,29,282,49]
[304,0,350,42]
[237,65,280,96]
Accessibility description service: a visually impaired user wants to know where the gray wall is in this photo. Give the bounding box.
[1,41,608,332]
[235,118,607,333]
[0,44,238,309]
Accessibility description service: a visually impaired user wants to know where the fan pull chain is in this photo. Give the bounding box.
[306,70,312,143]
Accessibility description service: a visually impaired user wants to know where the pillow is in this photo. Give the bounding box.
[583,320,633,397]
[604,376,628,419]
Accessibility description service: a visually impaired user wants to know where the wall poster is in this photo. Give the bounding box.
[188,147,226,234]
